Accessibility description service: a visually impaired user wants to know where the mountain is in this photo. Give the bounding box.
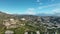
[0,11,60,24]
[36,13,53,16]
[0,11,60,22]
[36,13,60,16]
[0,11,60,34]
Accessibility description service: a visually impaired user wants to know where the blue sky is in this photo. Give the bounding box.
[0,0,60,15]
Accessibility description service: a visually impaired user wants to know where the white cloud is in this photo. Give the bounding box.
[39,2,43,5]
[27,8,35,11]
[48,0,55,2]
[24,3,60,15]
[36,0,43,5]
[25,8,36,15]
[52,9,60,13]
[37,0,40,2]
[38,3,60,10]
[51,0,55,2]
[37,3,60,14]
[50,8,60,16]
[26,11,36,15]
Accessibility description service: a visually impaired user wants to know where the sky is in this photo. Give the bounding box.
[0,0,60,15]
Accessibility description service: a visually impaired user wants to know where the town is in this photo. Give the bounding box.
[0,12,60,34]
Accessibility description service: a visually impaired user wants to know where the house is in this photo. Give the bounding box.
[3,18,19,29]
[21,18,26,21]
[5,30,14,34]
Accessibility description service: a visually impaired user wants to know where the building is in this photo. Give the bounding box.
[21,18,26,21]
[3,18,19,29]
[5,30,14,34]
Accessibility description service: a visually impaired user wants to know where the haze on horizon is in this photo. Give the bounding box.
[0,0,60,15]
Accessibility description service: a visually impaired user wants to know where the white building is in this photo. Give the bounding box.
[5,30,14,34]
[21,18,26,21]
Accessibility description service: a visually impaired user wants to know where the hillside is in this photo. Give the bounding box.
[0,11,60,34]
